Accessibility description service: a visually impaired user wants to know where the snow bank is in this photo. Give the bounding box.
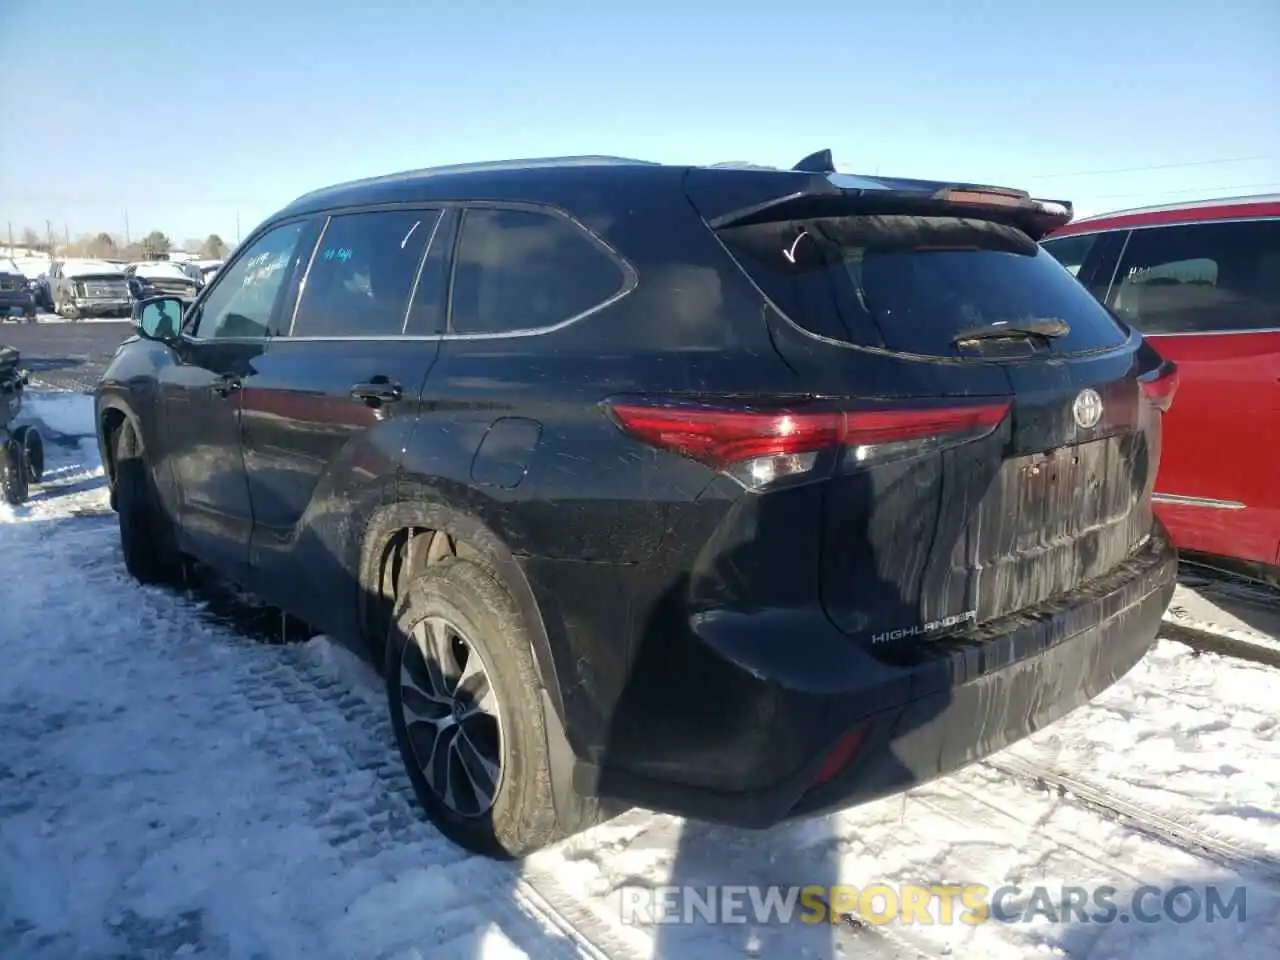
[21,392,97,438]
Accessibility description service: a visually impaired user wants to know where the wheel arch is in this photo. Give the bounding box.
[97,398,141,505]
[357,495,568,727]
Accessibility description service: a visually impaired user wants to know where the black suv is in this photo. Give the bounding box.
[95,151,1179,859]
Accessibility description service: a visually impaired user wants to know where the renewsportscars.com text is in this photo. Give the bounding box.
[618,883,1248,926]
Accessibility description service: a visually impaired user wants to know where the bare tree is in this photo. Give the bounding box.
[20,227,43,253]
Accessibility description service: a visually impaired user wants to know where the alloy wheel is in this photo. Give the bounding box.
[399,615,503,817]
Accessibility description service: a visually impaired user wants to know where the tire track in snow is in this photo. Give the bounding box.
[984,755,1280,885]
[2,504,626,960]
[201,616,640,960]
[258,641,644,960]
[1164,567,1280,668]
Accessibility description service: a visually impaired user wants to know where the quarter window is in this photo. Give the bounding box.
[193,220,310,339]
[449,207,625,335]
[290,208,440,338]
[1109,219,1280,334]
[1041,233,1099,278]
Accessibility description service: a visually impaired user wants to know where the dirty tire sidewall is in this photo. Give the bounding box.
[1,439,28,505]
[13,425,44,483]
[386,557,563,859]
[115,423,181,585]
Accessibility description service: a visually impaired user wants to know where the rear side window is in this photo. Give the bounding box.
[1109,219,1280,334]
[290,208,440,337]
[449,207,625,335]
[718,215,1131,357]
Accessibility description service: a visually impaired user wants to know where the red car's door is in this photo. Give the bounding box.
[1107,218,1280,568]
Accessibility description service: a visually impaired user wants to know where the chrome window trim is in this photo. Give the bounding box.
[1145,326,1280,338]
[395,210,445,335]
[1047,214,1280,243]
[1152,493,1246,510]
[442,201,638,339]
[1093,216,1280,337]
[286,215,331,336]
[180,215,319,345]
[180,200,638,345]
[1104,228,1130,300]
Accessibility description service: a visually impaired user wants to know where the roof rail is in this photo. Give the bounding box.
[290,155,658,205]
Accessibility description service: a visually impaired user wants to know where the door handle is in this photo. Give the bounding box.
[350,376,403,406]
[211,374,241,397]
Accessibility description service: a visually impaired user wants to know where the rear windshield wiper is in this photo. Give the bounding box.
[951,318,1071,346]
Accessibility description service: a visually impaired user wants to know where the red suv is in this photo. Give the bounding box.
[1043,196,1280,580]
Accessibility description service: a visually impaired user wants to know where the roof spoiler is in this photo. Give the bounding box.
[691,159,1074,240]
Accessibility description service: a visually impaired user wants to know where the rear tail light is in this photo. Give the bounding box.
[1139,362,1179,413]
[603,397,1011,491]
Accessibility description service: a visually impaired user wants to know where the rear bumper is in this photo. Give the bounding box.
[583,526,1176,828]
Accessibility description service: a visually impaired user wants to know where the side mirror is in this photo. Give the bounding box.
[134,296,184,344]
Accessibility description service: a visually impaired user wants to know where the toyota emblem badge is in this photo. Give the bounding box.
[1072,388,1104,429]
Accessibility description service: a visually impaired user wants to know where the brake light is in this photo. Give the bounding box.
[604,398,1011,491]
[1139,362,1179,413]
[944,190,1024,208]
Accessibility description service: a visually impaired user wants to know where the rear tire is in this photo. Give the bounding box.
[385,557,593,859]
[114,422,183,584]
[1,438,29,505]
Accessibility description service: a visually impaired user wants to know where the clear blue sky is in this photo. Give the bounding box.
[2,0,1277,248]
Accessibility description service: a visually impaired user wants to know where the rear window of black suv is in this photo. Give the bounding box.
[717,214,1130,357]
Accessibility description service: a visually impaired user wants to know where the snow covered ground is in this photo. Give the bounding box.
[2,390,1278,960]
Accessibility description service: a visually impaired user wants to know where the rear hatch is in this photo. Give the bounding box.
[137,274,193,297]
[686,163,1175,653]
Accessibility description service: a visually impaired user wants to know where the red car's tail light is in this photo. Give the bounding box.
[1139,362,1179,413]
[603,397,1011,491]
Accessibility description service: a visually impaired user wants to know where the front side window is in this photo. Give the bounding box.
[289,208,440,337]
[191,220,310,339]
[449,207,626,335]
[1109,219,1280,334]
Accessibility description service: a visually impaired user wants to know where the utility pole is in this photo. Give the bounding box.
[45,220,53,254]
[64,223,70,247]
[124,210,130,245]
[236,209,241,246]
[6,221,11,253]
